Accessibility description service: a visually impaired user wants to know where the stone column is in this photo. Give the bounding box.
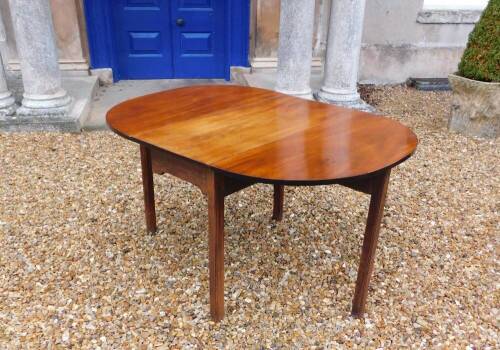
[9,0,71,116]
[0,9,16,117]
[316,0,373,111]
[275,0,316,99]
[0,55,16,117]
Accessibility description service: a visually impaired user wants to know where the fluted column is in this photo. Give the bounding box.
[275,0,316,99]
[9,0,71,116]
[0,10,16,117]
[316,0,373,111]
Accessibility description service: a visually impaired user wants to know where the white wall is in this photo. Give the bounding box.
[423,0,488,10]
[359,0,481,83]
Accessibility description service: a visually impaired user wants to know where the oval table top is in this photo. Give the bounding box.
[107,85,418,184]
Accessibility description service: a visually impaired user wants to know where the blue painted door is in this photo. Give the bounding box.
[113,0,174,79]
[112,0,226,79]
[170,0,226,78]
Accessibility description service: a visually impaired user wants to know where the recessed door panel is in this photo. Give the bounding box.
[179,0,212,8]
[129,32,162,56]
[181,33,212,55]
[126,0,160,7]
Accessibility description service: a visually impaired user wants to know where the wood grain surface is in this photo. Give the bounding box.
[107,85,418,183]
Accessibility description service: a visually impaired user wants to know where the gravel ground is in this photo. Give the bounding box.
[0,86,498,349]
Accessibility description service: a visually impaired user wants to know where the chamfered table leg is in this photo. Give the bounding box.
[272,184,284,221]
[207,171,225,322]
[351,169,391,317]
[140,145,157,233]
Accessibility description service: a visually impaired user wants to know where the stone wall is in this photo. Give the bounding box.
[0,0,88,74]
[360,0,476,83]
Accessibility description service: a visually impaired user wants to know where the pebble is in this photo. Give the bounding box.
[0,86,498,348]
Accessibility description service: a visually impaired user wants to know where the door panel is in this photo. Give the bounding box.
[113,0,173,79]
[171,0,226,78]
[179,0,213,7]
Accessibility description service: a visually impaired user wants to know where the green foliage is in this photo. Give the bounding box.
[458,0,500,82]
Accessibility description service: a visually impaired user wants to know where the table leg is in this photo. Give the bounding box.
[351,169,391,317]
[272,184,284,221]
[140,145,157,233]
[208,171,225,322]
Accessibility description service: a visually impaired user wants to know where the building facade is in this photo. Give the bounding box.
[0,0,486,130]
[0,0,485,83]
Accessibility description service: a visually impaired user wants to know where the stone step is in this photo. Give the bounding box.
[0,76,99,132]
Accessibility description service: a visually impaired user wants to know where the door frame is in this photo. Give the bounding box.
[83,0,250,81]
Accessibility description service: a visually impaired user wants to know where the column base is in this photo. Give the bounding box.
[0,76,99,132]
[3,90,75,131]
[0,92,17,117]
[275,88,314,100]
[315,90,375,112]
[17,89,73,116]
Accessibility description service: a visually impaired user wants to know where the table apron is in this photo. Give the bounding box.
[149,147,255,196]
[149,146,381,197]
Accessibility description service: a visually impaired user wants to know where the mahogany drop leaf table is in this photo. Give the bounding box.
[107,85,418,322]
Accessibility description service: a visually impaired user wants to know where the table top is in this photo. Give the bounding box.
[107,85,417,184]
